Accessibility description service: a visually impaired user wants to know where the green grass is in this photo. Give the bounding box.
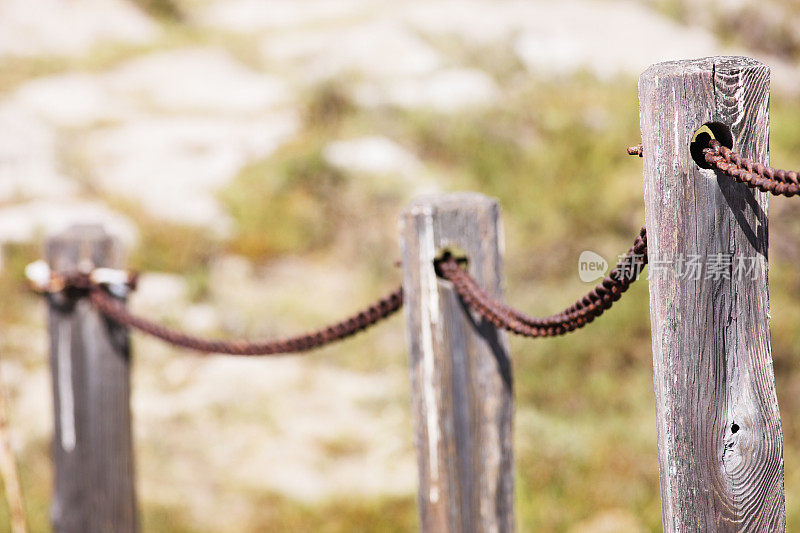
[140,493,416,533]
[247,493,416,533]
[220,81,410,267]
[303,81,358,131]
[220,141,346,260]
[656,0,800,62]
[0,243,40,326]
[0,439,54,533]
[128,217,219,275]
[129,0,183,21]
[101,199,220,301]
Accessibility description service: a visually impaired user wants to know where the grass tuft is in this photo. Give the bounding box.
[129,0,183,21]
[221,142,346,261]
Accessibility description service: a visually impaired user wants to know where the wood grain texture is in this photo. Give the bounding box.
[400,193,514,533]
[639,57,784,531]
[46,225,137,533]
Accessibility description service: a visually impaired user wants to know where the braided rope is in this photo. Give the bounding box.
[703,139,800,196]
[52,136,800,350]
[89,285,403,355]
[628,140,800,197]
[51,135,800,351]
[436,228,647,337]
[80,226,647,352]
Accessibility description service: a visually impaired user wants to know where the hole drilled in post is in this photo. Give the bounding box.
[434,246,469,278]
[690,122,733,169]
[731,423,740,434]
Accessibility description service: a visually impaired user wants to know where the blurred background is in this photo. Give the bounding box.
[1,0,800,531]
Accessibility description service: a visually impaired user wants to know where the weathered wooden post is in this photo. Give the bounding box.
[640,57,784,530]
[400,193,514,532]
[46,225,137,533]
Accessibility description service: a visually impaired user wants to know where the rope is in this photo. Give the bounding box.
[28,228,648,353]
[704,139,800,196]
[436,228,647,337]
[68,225,647,351]
[31,136,800,353]
[89,285,403,356]
[627,140,800,196]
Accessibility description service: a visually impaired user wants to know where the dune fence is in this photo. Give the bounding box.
[23,56,793,532]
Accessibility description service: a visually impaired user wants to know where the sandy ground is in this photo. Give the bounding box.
[1,0,796,234]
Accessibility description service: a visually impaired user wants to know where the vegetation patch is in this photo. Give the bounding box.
[221,141,346,261]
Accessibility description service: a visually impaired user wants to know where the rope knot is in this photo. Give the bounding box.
[25,260,138,297]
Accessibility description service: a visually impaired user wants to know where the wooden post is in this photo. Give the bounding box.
[400,193,514,533]
[46,225,137,533]
[640,57,784,530]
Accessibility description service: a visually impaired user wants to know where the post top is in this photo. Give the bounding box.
[640,56,768,80]
[402,192,499,218]
[53,224,110,241]
[46,224,124,271]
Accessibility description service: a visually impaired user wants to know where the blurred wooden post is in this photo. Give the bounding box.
[639,57,784,530]
[46,225,137,533]
[400,193,514,533]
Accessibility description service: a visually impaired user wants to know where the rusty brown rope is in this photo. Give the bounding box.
[627,144,643,157]
[29,140,678,352]
[627,140,800,197]
[436,228,647,337]
[89,285,403,355]
[82,226,646,349]
[30,134,800,354]
[704,139,800,196]
[80,137,800,349]
[73,226,648,351]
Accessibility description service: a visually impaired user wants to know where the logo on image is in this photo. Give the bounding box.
[578,251,608,283]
